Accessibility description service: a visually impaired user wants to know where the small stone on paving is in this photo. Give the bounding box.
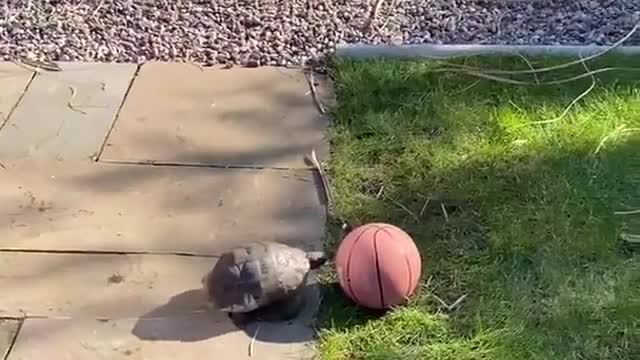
[0,62,33,129]
[0,63,136,161]
[100,63,331,168]
[1,319,20,360]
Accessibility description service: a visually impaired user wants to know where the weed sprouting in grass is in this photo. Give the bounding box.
[317,54,640,360]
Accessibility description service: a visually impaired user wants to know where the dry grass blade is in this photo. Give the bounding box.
[387,196,419,222]
[439,22,639,76]
[448,294,468,310]
[248,323,261,357]
[431,66,640,87]
[594,126,640,154]
[620,232,640,243]
[440,203,449,222]
[419,197,431,216]
[431,294,467,311]
[514,52,540,84]
[615,209,640,215]
[524,54,596,127]
[452,79,481,95]
[431,294,449,309]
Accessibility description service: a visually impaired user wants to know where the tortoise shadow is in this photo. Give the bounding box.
[131,282,322,344]
[229,279,323,343]
[131,289,236,342]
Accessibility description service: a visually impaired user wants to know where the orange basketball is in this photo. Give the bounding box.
[334,223,422,309]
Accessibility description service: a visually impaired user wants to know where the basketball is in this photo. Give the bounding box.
[334,223,422,309]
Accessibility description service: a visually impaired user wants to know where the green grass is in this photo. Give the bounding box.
[317,54,640,360]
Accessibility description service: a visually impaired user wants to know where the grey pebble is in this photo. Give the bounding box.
[0,0,638,67]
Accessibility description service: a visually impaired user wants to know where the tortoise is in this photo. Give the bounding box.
[202,241,327,322]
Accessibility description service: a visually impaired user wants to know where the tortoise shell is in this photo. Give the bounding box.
[204,242,313,313]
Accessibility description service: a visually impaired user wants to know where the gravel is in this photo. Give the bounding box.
[1,0,639,66]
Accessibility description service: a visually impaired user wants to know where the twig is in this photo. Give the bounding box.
[248,323,261,357]
[615,209,640,215]
[12,57,62,72]
[305,69,326,114]
[440,203,449,222]
[375,185,385,199]
[310,149,334,213]
[364,0,386,33]
[524,54,596,126]
[67,86,87,115]
[439,22,639,76]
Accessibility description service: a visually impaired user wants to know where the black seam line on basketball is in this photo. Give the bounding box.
[372,227,386,309]
[380,226,414,297]
[403,253,413,298]
[344,226,371,306]
[345,226,370,305]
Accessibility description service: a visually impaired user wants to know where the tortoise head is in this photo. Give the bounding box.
[306,251,328,270]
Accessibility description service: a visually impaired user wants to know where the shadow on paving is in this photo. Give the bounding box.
[131,283,323,344]
[98,65,332,169]
[1,137,328,348]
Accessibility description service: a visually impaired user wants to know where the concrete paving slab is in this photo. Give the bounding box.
[0,63,136,161]
[100,63,331,168]
[1,319,20,360]
[0,62,33,129]
[8,316,315,360]
[1,253,320,359]
[0,252,212,318]
[0,160,324,254]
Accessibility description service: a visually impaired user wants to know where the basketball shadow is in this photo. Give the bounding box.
[315,276,389,332]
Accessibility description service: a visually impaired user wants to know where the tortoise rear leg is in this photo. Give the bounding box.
[230,293,305,325]
[254,293,305,322]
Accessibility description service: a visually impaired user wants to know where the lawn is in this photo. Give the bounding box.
[317,53,640,360]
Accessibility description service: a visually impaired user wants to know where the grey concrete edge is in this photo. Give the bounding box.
[335,44,640,59]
